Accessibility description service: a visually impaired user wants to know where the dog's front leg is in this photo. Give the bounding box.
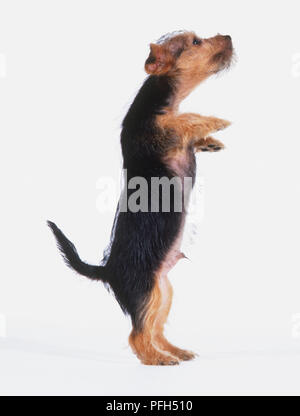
[183,114,231,139]
[157,113,230,147]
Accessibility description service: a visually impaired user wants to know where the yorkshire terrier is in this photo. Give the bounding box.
[48,31,234,365]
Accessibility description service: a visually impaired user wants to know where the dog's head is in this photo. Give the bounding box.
[145,31,233,80]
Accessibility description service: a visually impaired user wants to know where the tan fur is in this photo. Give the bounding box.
[129,279,180,365]
[129,273,195,365]
[157,112,231,146]
[194,136,225,152]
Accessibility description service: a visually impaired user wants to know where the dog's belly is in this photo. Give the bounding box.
[158,147,195,275]
[166,147,195,179]
[159,219,186,276]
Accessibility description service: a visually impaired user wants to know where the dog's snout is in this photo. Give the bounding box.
[214,34,232,45]
[223,35,232,50]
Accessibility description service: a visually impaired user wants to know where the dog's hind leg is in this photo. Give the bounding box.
[129,272,195,365]
[129,280,180,366]
[152,275,196,361]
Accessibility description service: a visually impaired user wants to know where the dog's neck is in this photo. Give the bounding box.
[123,72,206,130]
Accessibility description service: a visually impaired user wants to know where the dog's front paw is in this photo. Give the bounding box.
[194,136,225,152]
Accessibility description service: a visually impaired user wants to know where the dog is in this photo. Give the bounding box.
[48,31,233,365]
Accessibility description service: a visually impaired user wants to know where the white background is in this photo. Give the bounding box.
[1,0,300,396]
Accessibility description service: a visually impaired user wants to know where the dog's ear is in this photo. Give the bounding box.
[145,43,174,75]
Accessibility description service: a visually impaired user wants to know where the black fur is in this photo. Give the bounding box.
[47,221,108,281]
[48,75,196,331]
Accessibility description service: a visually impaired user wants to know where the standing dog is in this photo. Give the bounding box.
[48,31,233,365]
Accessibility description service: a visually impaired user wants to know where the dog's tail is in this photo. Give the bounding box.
[47,221,108,282]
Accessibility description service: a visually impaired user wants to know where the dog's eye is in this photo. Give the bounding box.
[193,38,202,46]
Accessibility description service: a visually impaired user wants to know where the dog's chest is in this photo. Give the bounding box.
[166,147,196,180]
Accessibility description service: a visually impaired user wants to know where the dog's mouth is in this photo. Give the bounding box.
[212,45,234,72]
[210,35,234,72]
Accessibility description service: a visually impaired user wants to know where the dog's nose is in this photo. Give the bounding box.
[224,35,231,41]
